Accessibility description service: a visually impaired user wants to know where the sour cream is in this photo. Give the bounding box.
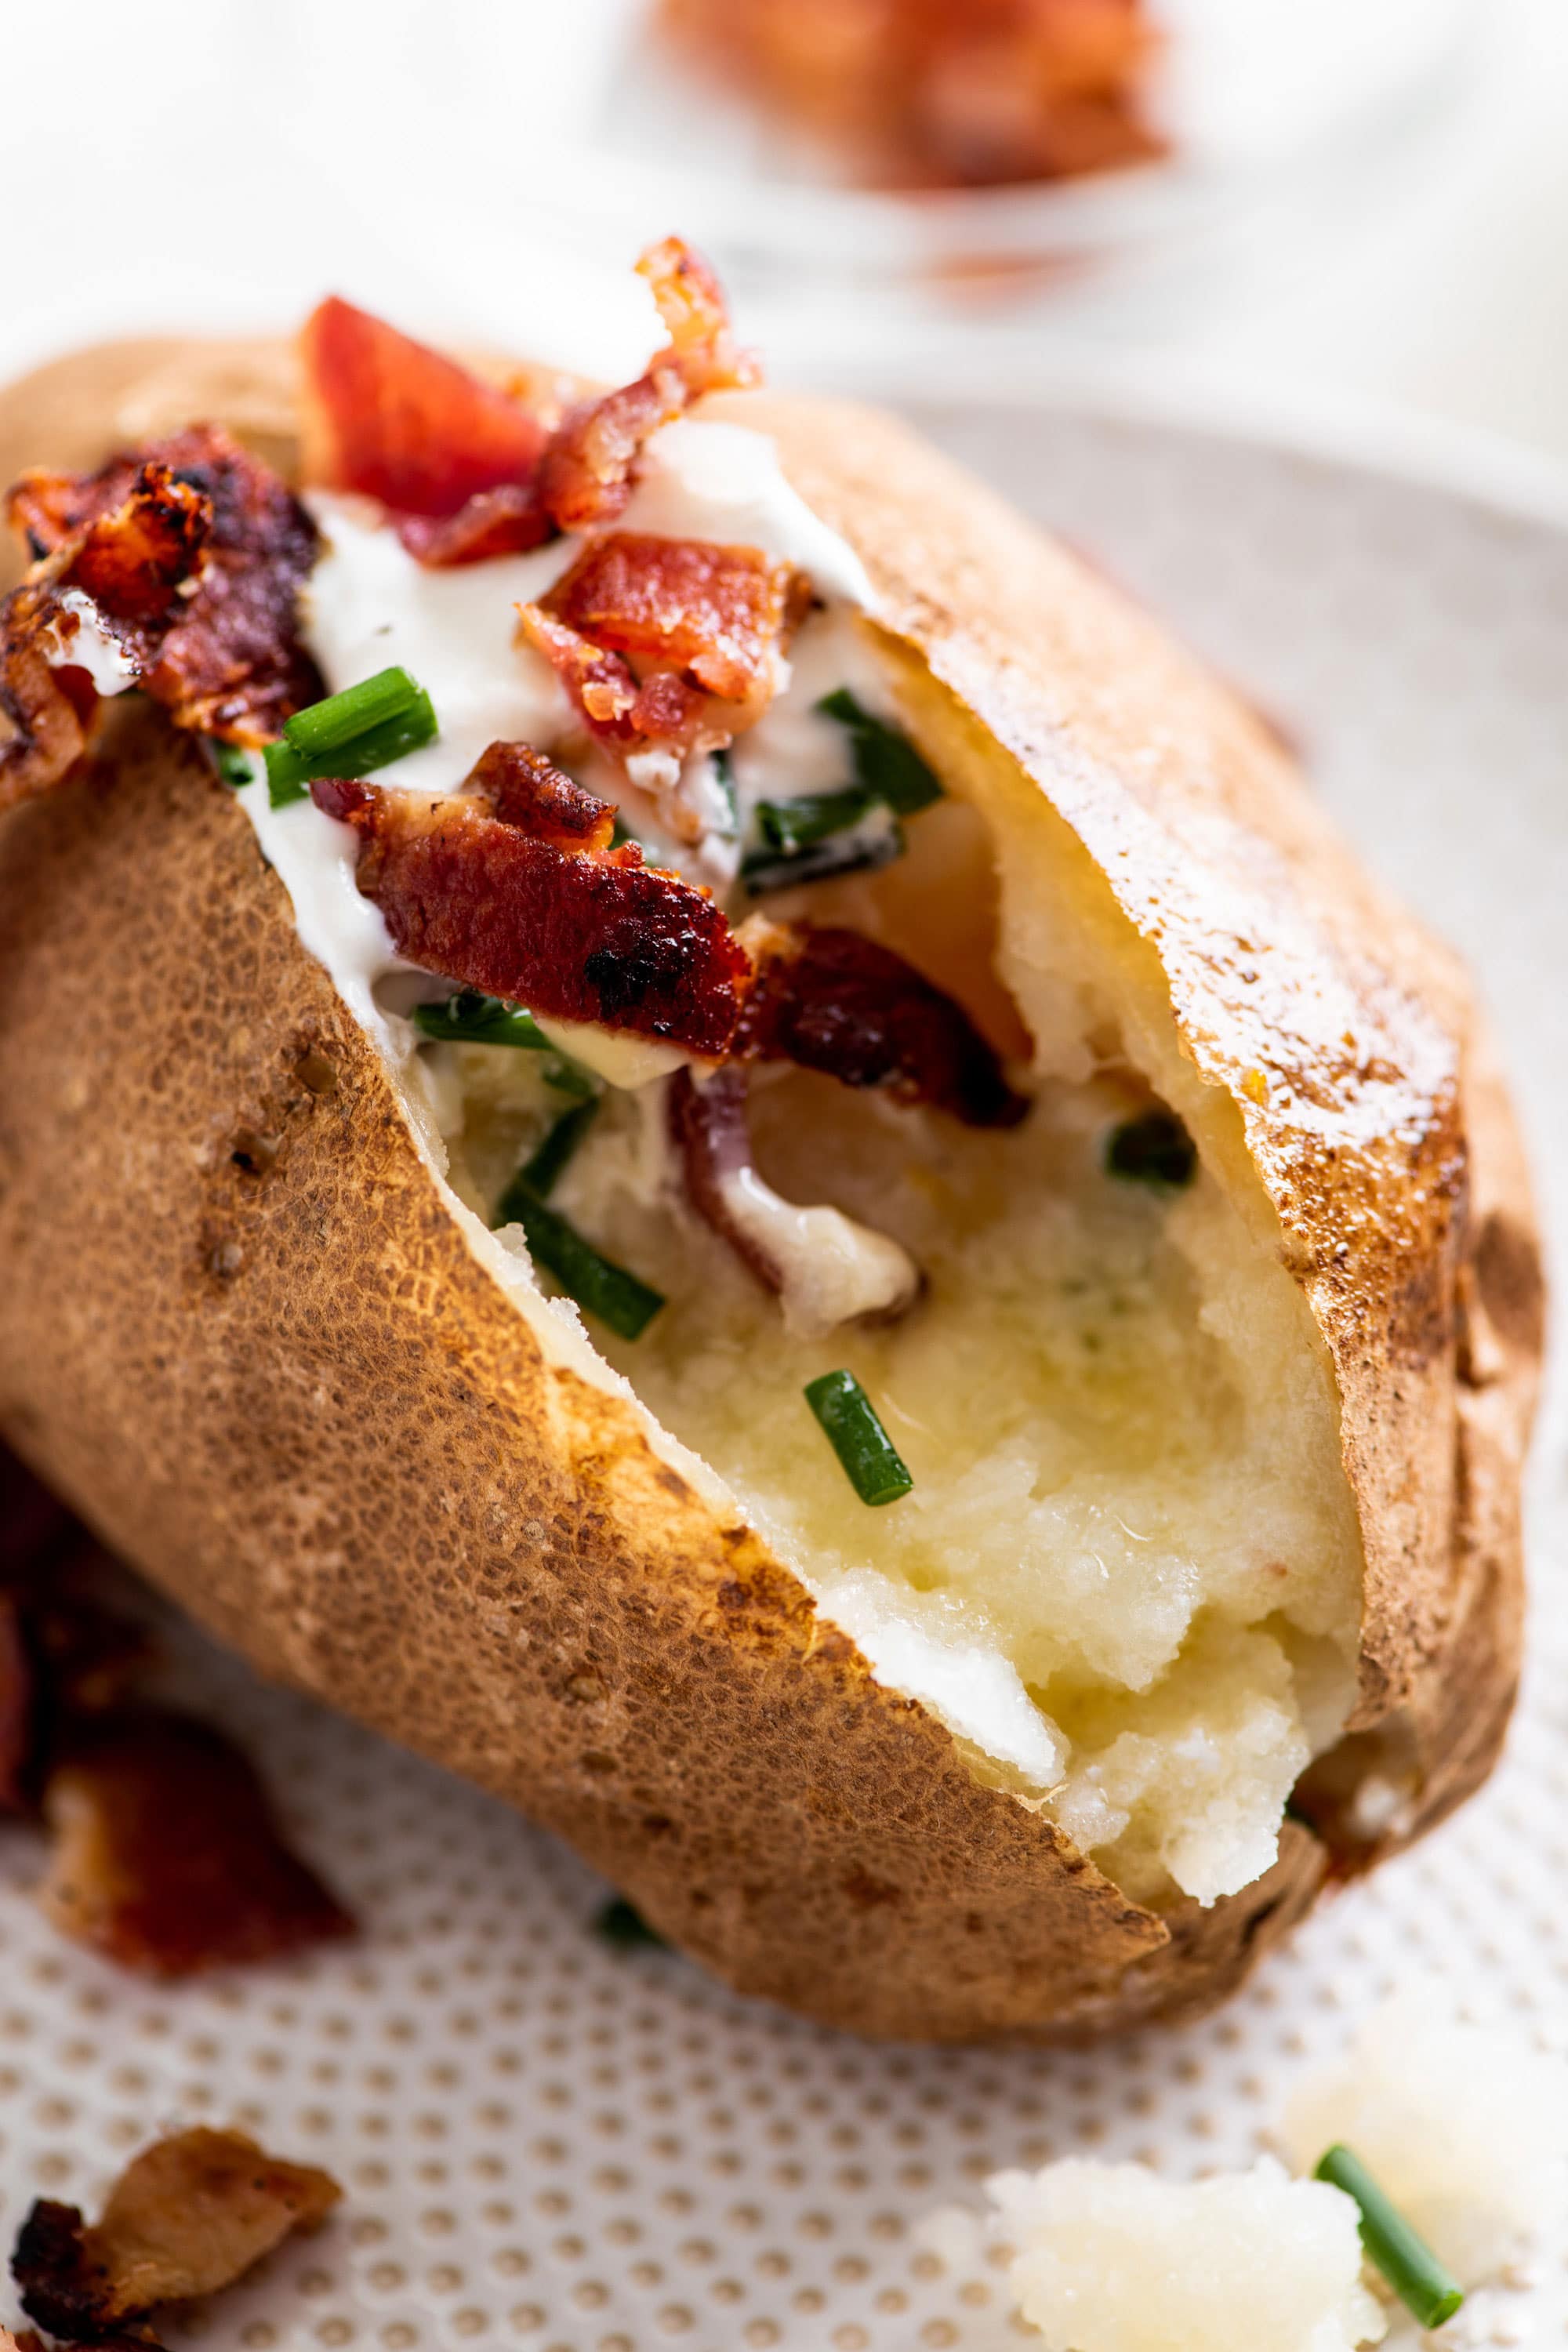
[43,590,140,695]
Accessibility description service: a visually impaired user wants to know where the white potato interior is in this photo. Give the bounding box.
[429,636,1364,1911]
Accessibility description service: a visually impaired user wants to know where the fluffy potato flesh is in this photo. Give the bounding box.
[426,626,1364,1911]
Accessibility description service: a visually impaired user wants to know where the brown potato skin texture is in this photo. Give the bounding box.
[0,344,1541,2042]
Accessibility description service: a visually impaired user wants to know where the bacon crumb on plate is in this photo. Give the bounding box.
[38,1708,355,1977]
[12,2128,341,2340]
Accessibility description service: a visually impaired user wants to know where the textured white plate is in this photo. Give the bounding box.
[2,398,1566,2352]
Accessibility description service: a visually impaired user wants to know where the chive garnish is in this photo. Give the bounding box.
[804,1370,913,1507]
[1106,1109,1196,1188]
[594,1896,666,1951]
[495,1098,601,1213]
[741,802,904,897]
[1315,2145,1463,2330]
[282,665,424,758]
[711,746,739,838]
[266,671,438,808]
[506,1189,664,1341]
[412,992,551,1051]
[205,737,256,789]
[755,786,874,855]
[816,688,942,817]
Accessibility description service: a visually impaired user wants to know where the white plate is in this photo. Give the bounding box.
[2,397,1566,2352]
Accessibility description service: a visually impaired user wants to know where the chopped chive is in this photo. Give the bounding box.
[506,1189,664,1341]
[756,786,874,855]
[266,688,438,808]
[282,665,423,758]
[816,687,942,817]
[1314,2145,1463,2330]
[1106,1109,1196,1189]
[804,1370,913,1507]
[495,1098,602,1211]
[540,1053,600,1099]
[593,1896,666,1951]
[412,992,550,1050]
[205,737,256,789]
[742,803,904,897]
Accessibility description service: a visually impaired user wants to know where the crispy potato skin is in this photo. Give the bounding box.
[0,344,1541,2041]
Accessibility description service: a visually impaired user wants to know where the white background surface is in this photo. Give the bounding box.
[5,0,1568,463]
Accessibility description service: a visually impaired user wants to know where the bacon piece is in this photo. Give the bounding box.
[669,1065,779,1295]
[397,481,553,568]
[299,296,548,517]
[312,765,749,1054]
[0,464,212,810]
[536,238,757,534]
[13,2129,341,2339]
[669,1065,922,1331]
[742,924,1029,1127]
[543,534,800,702]
[6,428,320,750]
[37,1708,354,1976]
[535,365,687,536]
[466,739,616,849]
[520,602,711,759]
[637,234,760,397]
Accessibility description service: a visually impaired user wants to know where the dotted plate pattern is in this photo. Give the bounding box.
[2,401,1566,2352]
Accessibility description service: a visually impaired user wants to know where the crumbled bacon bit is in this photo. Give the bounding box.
[299,296,548,517]
[741,923,1029,1126]
[13,2128,341,2339]
[466,739,618,851]
[543,534,801,702]
[11,426,322,744]
[38,1708,354,1977]
[519,602,712,760]
[396,481,554,568]
[535,237,757,534]
[637,235,761,397]
[311,762,750,1054]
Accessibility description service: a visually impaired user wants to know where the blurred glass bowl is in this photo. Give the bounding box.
[465,0,1482,362]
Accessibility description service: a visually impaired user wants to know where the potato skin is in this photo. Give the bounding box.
[0,344,1541,2040]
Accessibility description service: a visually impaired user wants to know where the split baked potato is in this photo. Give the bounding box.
[0,258,1541,2040]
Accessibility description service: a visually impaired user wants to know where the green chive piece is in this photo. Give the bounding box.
[804,1370,913,1507]
[412,992,550,1051]
[756,786,873,855]
[205,737,256,789]
[496,1098,602,1211]
[263,737,312,807]
[540,1053,600,1099]
[266,687,438,808]
[506,1189,664,1341]
[1106,1109,1196,1189]
[1315,2145,1463,2330]
[816,687,942,817]
[282,665,423,758]
[741,804,904,897]
[594,1896,666,1951]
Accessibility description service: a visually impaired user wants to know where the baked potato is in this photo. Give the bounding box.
[0,250,1541,2040]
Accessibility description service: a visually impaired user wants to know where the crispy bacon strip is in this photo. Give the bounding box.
[396,481,553,567]
[312,758,750,1054]
[299,295,548,517]
[13,2129,341,2339]
[741,923,1029,1127]
[536,237,757,533]
[38,1708,355,1976]
[543,533,800,702]
[10,426,321,742]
